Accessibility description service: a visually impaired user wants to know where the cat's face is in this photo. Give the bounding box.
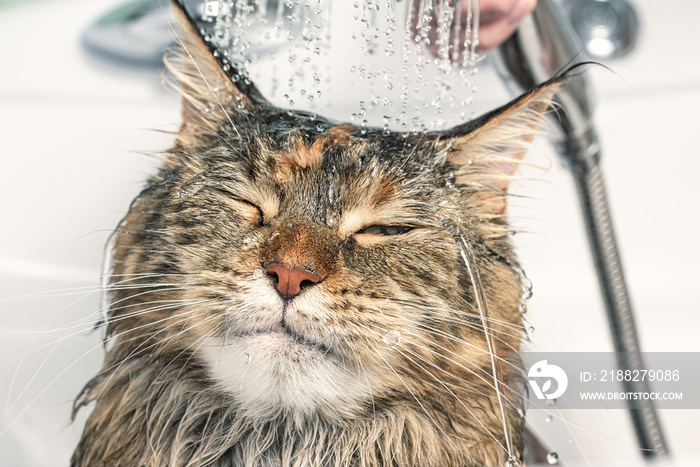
[167,126,475,417]
[141,115,519,417]
[85,2,559,464]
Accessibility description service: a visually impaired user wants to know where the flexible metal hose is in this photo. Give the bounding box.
[569,159,669,459]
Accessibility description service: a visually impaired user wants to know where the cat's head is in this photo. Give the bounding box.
[98,0,559,460]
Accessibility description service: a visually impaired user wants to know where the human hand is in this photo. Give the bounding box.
[476,0,537,52]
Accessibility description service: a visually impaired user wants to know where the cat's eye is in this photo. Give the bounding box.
[356,225,412,236]
[237,199,264,226]
[204,187,265,226]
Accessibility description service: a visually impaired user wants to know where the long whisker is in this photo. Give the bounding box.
[360,331,477,464]
[391,297,524,334]
[91,305,223,401]
[399,316,522,365]
[453,229,516,460]
[359,319,523,409]
[2,298,215,421]
[394,342,509,455]
[366,304,520,371]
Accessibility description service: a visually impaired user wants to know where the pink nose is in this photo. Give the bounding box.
[265,262,321,299]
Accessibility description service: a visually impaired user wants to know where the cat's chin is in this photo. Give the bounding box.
[200,330,374,419]
[241,325,330,355]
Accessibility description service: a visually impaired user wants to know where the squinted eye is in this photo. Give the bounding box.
[356,225,412,236]
[203,187,265,226]
[235,199,264,226]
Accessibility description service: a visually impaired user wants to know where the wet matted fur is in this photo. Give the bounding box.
[72,2,562,466]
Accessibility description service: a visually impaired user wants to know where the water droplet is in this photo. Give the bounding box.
[243,352,251,365]
[546,452,559,464]
[546,398,558,407]
[382,330,401,347]
[301,26,314,41]
[203,1,219,17]
[250,268,264,279]
[528,326,535,334]
[512,264,533,300]
[504,457,521,467]
[327,185,334,203]
[316,123,324,131]
[242,233,262,250]
[326,211,340,226]
[175,176,205,198]
[545,414,554,423]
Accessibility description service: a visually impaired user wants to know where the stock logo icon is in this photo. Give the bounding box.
[528,360,568,400]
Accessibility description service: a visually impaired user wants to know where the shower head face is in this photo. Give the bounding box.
[569,0,640,60]
[491,0,601,168]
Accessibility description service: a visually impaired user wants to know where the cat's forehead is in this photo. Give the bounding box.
[210,114,440,183]
[272,123,357,173]
[265,125,362,184]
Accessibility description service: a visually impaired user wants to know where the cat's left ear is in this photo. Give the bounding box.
[440,80,560,214]
[167,1,266,132]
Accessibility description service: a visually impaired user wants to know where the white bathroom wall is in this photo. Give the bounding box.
[1,0,698,465]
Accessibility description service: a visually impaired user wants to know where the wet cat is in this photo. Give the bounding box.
[72,2,561,466]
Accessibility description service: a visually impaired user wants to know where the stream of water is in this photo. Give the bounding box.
[200,0,481,131]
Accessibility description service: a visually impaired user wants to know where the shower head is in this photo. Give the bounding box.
[491,0,599,173]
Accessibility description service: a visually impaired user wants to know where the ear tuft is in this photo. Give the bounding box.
[165,1,255,135]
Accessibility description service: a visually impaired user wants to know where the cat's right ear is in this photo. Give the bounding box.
[166,1,264,134]
[434,79,561,216]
